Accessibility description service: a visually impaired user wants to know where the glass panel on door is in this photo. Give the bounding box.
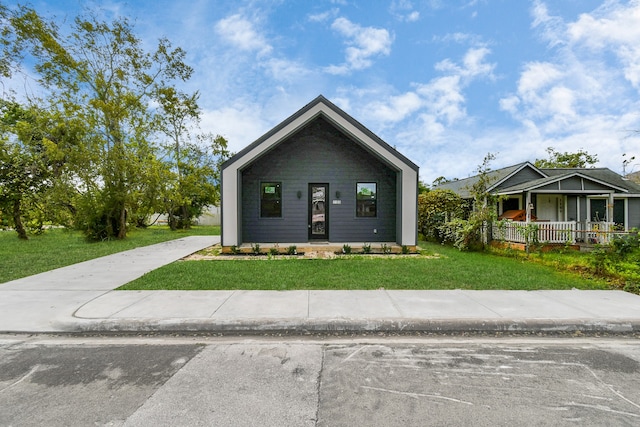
[309,184,328,239]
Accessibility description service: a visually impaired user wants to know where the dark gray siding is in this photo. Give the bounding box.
[560,176,583,191]
[497,167,544,190]
[629,198,640,229]
[536,182,560,191]
[241,117,397,243]
[583,181,611,191]
[567,196,578,221]
[579,197,587,222]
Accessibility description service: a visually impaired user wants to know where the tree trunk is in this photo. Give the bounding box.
[180,204,191,229]
[12,199,28,240]
[117,206,127,239]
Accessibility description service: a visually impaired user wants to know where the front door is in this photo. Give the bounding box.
[537,194,563,221]
[309,183,328,240]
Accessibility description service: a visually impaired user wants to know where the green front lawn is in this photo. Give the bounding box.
[119,242,610,291]
[0,226,219,283]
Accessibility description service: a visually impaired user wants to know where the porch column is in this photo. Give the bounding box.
[607,193,614,223]
[525,191,532,223]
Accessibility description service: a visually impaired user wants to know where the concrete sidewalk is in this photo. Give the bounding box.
[0,236,216,332]
[2,235,640,334]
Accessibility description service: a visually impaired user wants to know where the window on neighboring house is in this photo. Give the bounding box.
[260,182,282,217]
[356,182,377,217]
[590,199,606,222]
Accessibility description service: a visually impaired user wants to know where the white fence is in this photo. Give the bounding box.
[492,221,618,245]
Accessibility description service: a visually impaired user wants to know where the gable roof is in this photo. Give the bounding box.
[436,163,640,198]
[434,162,544,198]
[221,95,418,173]
[496,170,632,194]
[220,95,419,247]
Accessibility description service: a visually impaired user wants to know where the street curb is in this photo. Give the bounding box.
[51,317,640,335]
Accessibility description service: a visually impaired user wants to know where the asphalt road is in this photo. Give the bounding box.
[1,334,640,426]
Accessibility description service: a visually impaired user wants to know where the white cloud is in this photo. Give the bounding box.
[516,61,562,95]
[530,0,566,47]
[325,17,393,74]
[200,104,269,153]
[263,58,312,83]
[567,1,640,88]
[214,14,272,56]
[461,47,495,78]
[390,0,420,22]
[366,92,423,123]
[413,46,494,125]
[432,32,483,45]
[434,47,495,80]
[308,9,339,23]
[501,0,640,147]
[499,95,520,114]
[415,76,466,125]
[336,45,495,153]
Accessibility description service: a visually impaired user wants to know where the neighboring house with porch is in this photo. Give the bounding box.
[220,95,419,251]
[435,162,640,246]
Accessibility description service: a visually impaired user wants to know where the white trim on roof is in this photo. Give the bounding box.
[496,171,630,195]
[488,162,546,192]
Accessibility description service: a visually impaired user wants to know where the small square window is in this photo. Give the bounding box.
[356,183,376,217]
[261,182,281,217]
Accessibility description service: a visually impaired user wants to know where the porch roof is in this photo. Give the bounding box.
[496,169,640,195]
[436,161,640,199]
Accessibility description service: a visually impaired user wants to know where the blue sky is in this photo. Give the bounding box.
[7,0,640,184]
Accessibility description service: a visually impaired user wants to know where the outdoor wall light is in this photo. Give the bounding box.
[297,190,302,199]
[335,191,341,199]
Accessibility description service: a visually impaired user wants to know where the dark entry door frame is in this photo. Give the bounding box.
[309,183,329,240]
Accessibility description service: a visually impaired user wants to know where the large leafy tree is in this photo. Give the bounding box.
[164,133,229,229]
[155,88,230,230]
[534,147,598,168]
[8,6,194,240]
[0,99,74,238]
[0,100,47,239]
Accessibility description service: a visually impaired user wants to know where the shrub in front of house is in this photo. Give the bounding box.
[418,189,464,242]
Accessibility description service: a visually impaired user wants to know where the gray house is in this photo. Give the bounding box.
[437,162,640,245]
[220,96,419,250]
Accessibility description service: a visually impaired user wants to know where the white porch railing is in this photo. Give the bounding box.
[492,221,618,245]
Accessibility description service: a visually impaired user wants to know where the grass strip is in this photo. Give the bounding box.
[120,243,610,291]
[0,226,219,283]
